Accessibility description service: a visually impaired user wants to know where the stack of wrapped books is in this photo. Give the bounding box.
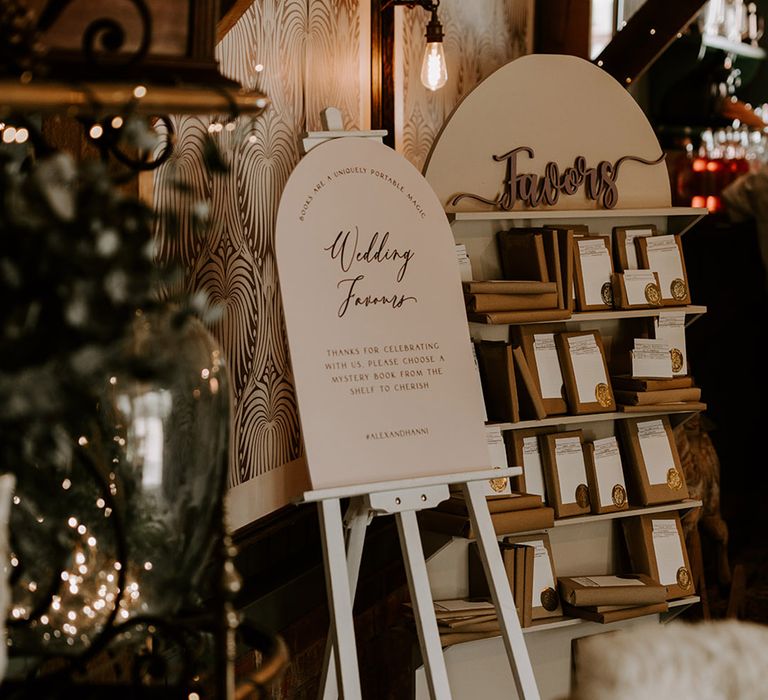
[463,280,570,324]
[404,599,501,648]
[612,375,704,412]
[557,574,668,623]
[417,492,554,538]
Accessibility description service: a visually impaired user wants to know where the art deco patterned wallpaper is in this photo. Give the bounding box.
[396,0,534,170]
[152,0,369,525]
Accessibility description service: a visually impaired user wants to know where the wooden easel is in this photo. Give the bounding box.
[288,111,539,699]
[298,468,540,700]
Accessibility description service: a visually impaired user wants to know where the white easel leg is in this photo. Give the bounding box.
[463,481,540,700]
[318,498,362,699]
[320,500,369,700]
[396,509,452,700]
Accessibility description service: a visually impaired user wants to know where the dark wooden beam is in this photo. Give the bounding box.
[371,0,396,147]
[594,0,708,86]
[534,0,590,59]
[217,0,253,42]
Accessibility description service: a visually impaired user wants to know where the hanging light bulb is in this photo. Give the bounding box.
[420,6,448,91]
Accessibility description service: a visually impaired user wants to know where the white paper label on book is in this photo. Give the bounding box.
[631,338,673,378]
[623,269,658,305]
[455,244,473,282]
[644,236,684,300]
[529,540,556,609]
[483,426,512,496]
[623,229,653,269]
[522,437,546,500]
[555,436,587,503]
[651,519,686,586]
[655,311,687,375]
[571,575,645,588]
[593,436,627,507]
[637,420,676,485]
[533,333,565,399]
[578,239,613,306]
[567,334,608,404]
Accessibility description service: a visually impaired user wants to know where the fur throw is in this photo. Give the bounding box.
[572,620,768,700]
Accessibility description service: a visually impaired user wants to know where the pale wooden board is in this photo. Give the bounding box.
[423,54,671,212]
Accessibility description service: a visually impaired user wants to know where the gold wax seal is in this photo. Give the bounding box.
[670,278,687,301]
[595,382,612,407]
[676,567,692,590]
[644,283,662,306]
[670,348,683,373]
[667,467,683,490]
[601,282,614,306]
[489,469,508,493]
[540,587,559,611]
[611,483,627,508]
[575,483,590,509]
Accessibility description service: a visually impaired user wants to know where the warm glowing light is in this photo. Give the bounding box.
[15,128,28,144]
[133,85,147,99]
[62,479,72,490]
[706,195,721,212]
[706,160,721,172]
[68,517,78,528]
[3,127,17,143]
[691,196,706,208]
[420,42,448,91]
[89,125,103,139]
[692,158,707,172]
[255,64,264,72]
[78,436,88,446]
[111,116,124,129]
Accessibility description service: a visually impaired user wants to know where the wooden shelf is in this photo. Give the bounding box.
[488,406,704,432]
[522,595,700,633]
[661,595,701,623]
[442,595,702,643]
[569,305,706,324]
[449,207,707,236]
[469,306,707,331]
[553,499,702,528]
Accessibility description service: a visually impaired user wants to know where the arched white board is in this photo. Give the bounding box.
[276,138,489,490]
[424,54,671,211]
